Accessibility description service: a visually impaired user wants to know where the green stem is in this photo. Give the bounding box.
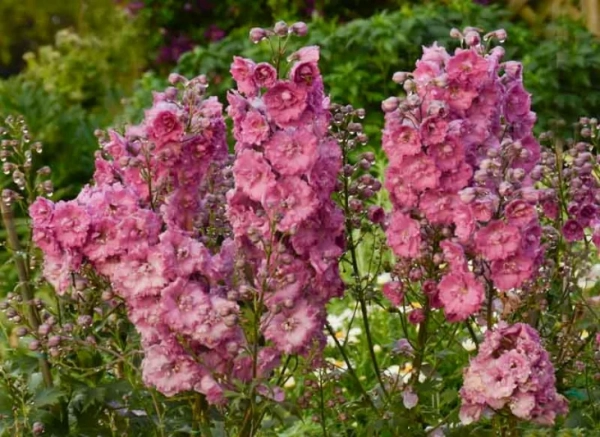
[326,322,378,412]
[411,301,430,385]
[0,200,53,388]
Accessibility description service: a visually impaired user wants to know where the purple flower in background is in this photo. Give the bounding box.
[156,35,195,65]
[205,25,226,42]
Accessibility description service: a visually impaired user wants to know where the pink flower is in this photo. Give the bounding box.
[503,82,531,123]
[399,153,441,192]
[240,110,270,145]
[438,271,484,322]
[385,166,418,208]
[504,199,536,226]
[440,240,467,271]
[262,299,321,354]
[460,323,567,425]
[453,202,476,242]
[439,162,473,192]
[490,252,534,291]
[145,102,184,145]
[230,56,257,96]
[263,81,307,127]
[264,128,318,175]
[289,46,320,63]
[50,201,91,249]
[29,197,54,227]
[562,219,584,242]
[475,220,521,261]
[290,61,320,87]
[386,212,421,258]
[382,281,404,306]
[446,49,489,87]
[420,116,449,145]
[263,177,318,232]
[382,123,422,162]
[408,309,425,324]
[430,136,464,170]
[253,62,277,88]
[233,149,276,202]
[419,191,456,225]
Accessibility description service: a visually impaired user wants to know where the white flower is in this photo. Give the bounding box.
[284,376,296,389]
[578,264,600,290]
[377,272,392,285]
[461,338,477,352]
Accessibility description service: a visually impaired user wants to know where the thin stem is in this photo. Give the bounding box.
[1,200,53,388]
[411,301,431,384]
[318,370,328,437]
[465,321,480,352]
[325,322,378,412]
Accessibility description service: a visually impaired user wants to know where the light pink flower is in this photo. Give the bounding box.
[475,220,521,261]
[264,128,318,175]
[438,271,484,322]
[386,212,421,258]
[233,149,276,202]
[230,56,257,96]
[253,62,277,88]
[240,110,270,145]
[263,81,307,127]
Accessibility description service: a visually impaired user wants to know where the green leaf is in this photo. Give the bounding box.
[33,387,64,407]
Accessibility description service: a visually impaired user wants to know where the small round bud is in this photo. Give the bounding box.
[47,335,61,347]
[392,71,409,84]
[249,27,268,43]
[450,28,463,39]
[15,326,28,337]
[464,31,480,47]
[32,422,44,435]
[290,22,308,36]
[381,97,399,113]
[38,324,51,336]
[29,340,40,351]
[273,21,288,36]
[77,315,93,327]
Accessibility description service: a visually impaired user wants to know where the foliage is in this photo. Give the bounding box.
[2,22,600,436]
[0,6,147,198]
[137,0,599,150]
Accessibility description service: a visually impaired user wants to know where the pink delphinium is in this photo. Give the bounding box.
[30,76,242,402]
[227,41,344,375]
[382,28,543,328]
[460,322,568,425]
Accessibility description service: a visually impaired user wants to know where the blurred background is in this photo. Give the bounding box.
[0,0,598,198]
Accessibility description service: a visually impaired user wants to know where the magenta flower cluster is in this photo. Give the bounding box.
[30,42,344,404]
[30,78,246,402]
[227,45,344,355]
[460,322,568,425]
[382,31,542,322]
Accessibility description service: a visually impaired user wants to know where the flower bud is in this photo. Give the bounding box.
[32,422,44,435]
[48,335,61,347]
[449,28,463,39]
[273,21,288,36]
[392,71,409,84]
[290,22,308,36]
[464,31,480,47]
[249,27,268,43]
[29,340,40,351]
[381,97,399,113]
[38,324,51,336]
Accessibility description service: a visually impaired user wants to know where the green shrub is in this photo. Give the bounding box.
[0,7,148,198]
